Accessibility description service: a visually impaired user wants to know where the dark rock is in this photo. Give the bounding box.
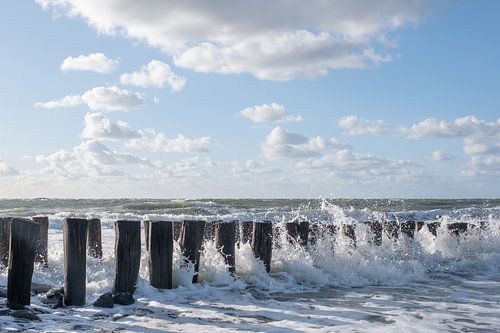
[0,287,6,298]
[31,283,53,295]
[93,292,114,308]
[113,292,134,306]
[11,309,41,321]
[39,287,64,309]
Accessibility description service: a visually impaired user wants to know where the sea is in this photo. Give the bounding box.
[0,198,499,332]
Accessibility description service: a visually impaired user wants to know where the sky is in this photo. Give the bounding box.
[0,0,499,199]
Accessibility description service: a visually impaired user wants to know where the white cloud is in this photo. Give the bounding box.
[37,0,431,80]
[339,115,389,136]
[35,86,150,111]
[82,86,149,112]
[60,52,118,73]
[262,127,346,159]
[401,116,500,176]
[120,60,186,91]
[240,103,302,124]
[297,149,423,183]
[126,129,212,153]
[230,159,281,175]
[0,158,18,176]
[81,112,141,140]
[431,150,454,161]
[36,140,153,179]
[34,95,83,109]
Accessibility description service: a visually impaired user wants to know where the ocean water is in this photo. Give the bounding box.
[0,198,499,332]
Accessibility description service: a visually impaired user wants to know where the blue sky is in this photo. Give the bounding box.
[0,0,499,198]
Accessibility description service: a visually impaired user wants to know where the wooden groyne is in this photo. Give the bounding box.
[0,216,493,310]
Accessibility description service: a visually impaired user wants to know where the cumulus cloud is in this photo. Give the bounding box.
[36,140,153,179]
[34,95,83,109]
[120,60,186,91]
[262,127,346,159]
[81,86,149,112]
[36,86,150,111]
[36,0,431,80]
[81,112,141,140]
[431,150,454,161]
[297,149,422,182]
[0,158,18,176]
[126,129,212,153]
[60,52,118,73]
[401,116,500,176]
[339,115,389,136]
[240,103,302,124]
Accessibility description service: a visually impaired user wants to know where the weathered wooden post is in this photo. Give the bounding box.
[63,218,88,306]
[285,222,298,243]
[296,221,309,247]
[367,221,382,246]
[447,222,468,237]
[173,222,182,241]
[32,216,49,267]
[87,218,103,259]
[215,221,236,274]
[400,221,416,239]
[342,224,356,248]
[427,222,440,237]
[287,221,309,246]
[113,220,141,304]
[204,221,217,242]
[0,217,11,267]
[180,220,206,283]
[148,221,173,289]
[252,221,273,273]
[240,221,253,245]
[308,223,320,246]
[384,221,399,241]
[7,218,40,309]
[143,220,150,251]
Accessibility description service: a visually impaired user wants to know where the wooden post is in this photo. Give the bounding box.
[308,223,320,246]
[286,220,309,246]
[204,221,217,242]
[240,221,253,245]
[273,223,282,249]
[173,222,182,241]
[148,221,173,289]
[252,221,273,273]
[296,221,309,247]
[367,221,382,246]
[447,223,468,237]
[285,222,297,243]
[0,217,11,268]
[114,220,141,294]
[32,216,49,267]
[342,224,356,247]
[400,221,416,239]
[143,220,150,251]
[63,218,88,306]
[180,220,206,283]
[384,221,399,241]
[7,218,40,309]
[427,222,440,237]
[87,218,103,259]
[215,221,236,273]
